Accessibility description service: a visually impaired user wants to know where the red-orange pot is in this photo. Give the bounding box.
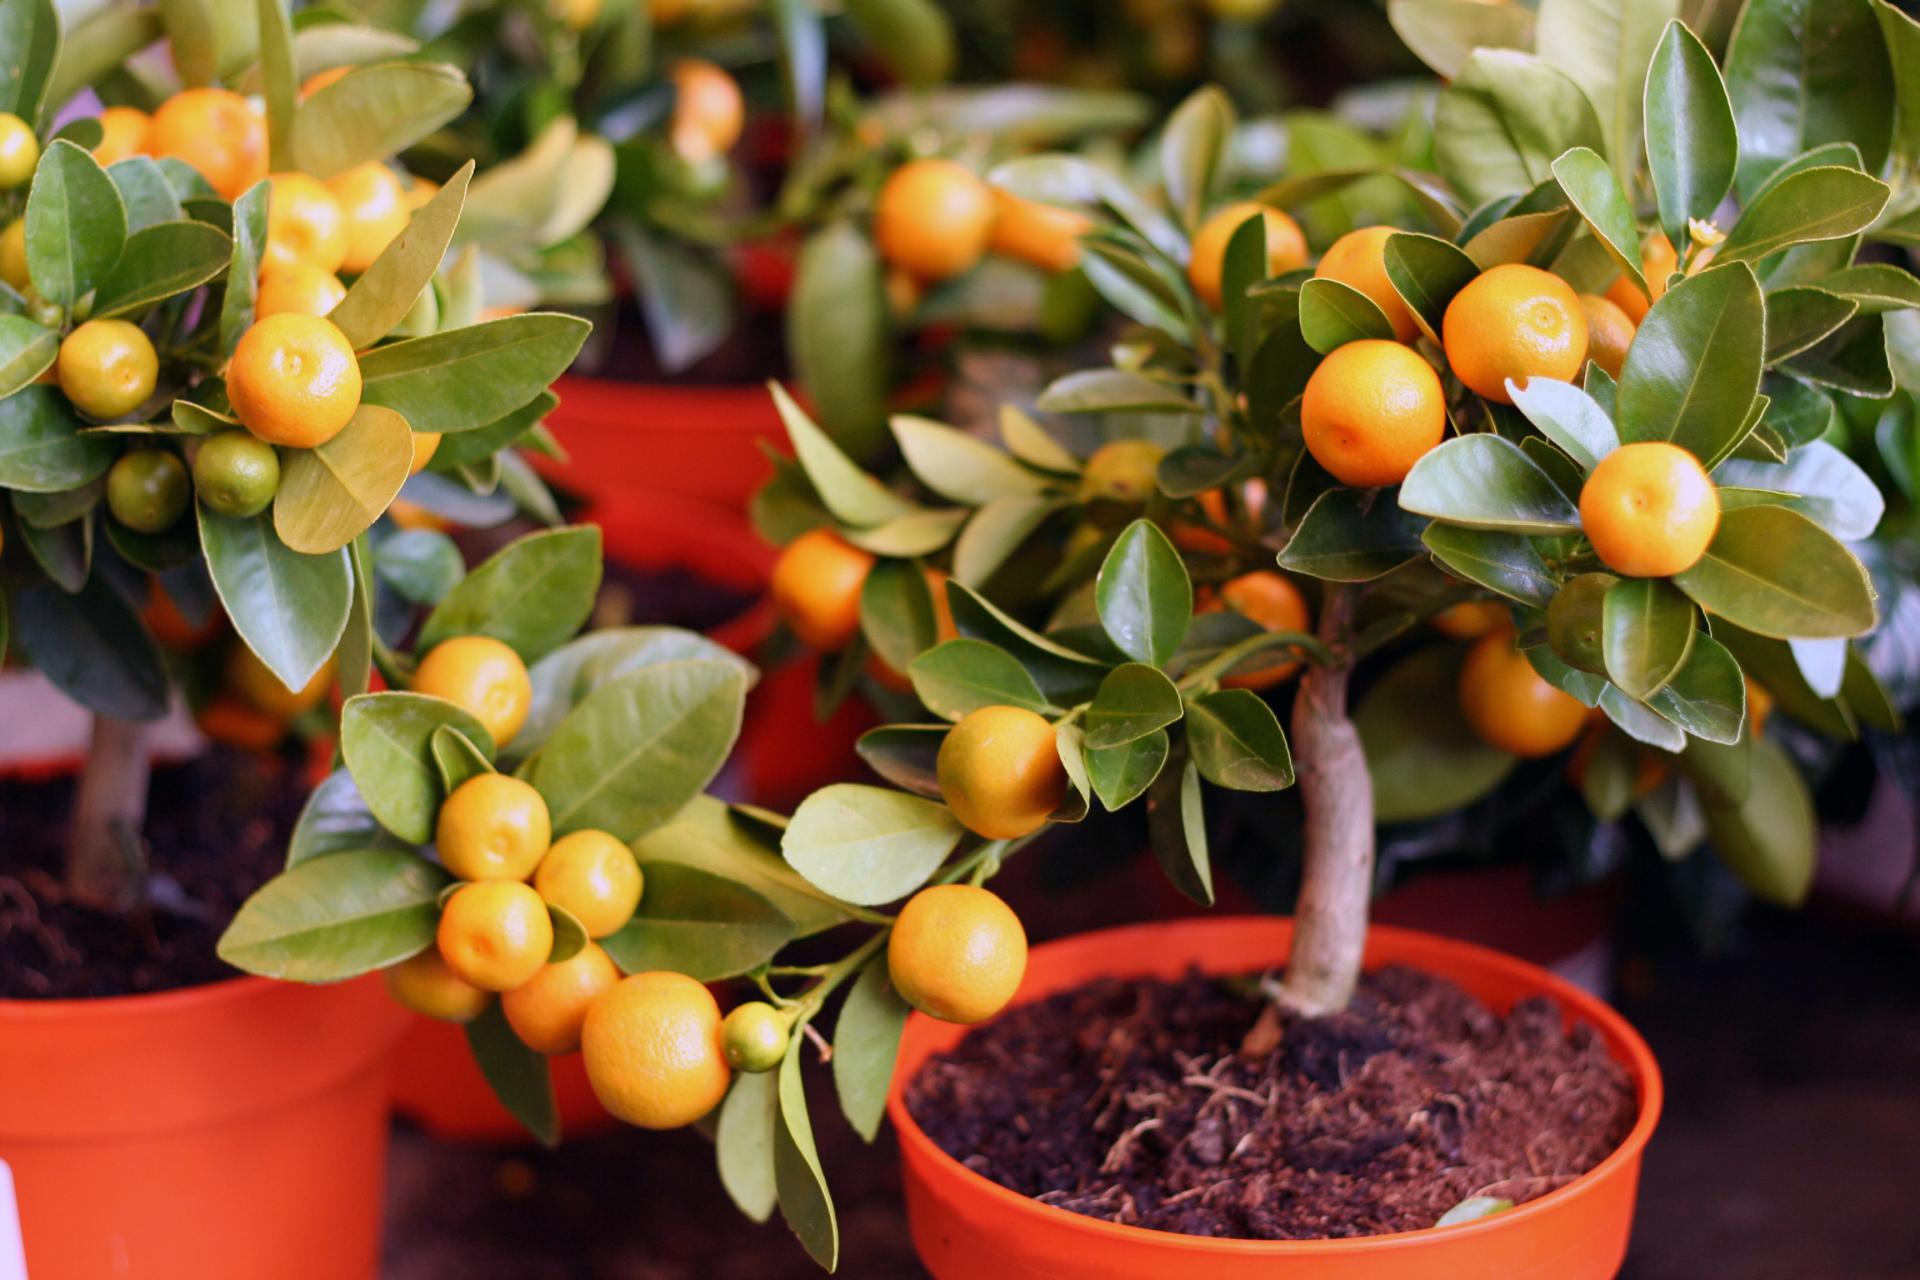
[533,377,784,512]
[0,974,407,1280]
[889,917,1661,1280]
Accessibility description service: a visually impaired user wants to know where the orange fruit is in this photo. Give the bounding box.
[581,971,730,1129]
[410,431,441,474]
[57,319,157,420]
[770,526,874,651]
[412,635,533,749]
[668,59,744,164]
[1315,225,1419,341]
[326,163,410,273]
[535,829,644,939]
[1431,600,1509,639]
[888,884,1027,1024]
[1747,677,1772,738]
[0,218,27,291]
[873,159,996,283]
[501,942,622,1055]
[143,580,221,648]
[194,694,287,750]
[149,88,266,199]
[1458,631,1588,757]
[936,705,1066,840]
[93,106,151,166]
[254,262,346,319]
[227,313,362,448]
[1578,441,1719,578]
[1579,293,1636,380]
[1171,487,1238,556]
[1442,264,1589,404]
[1187,202,1308,309]
[551,0,602,29]
[1210,571,1311,690]
[990,188,1092,274]
[1300,338,1446,487]
[1602,233,1678,325]
[437,881,554,992]
[262,172,348,274]
[403,175,438,210]
[0,112,37,190]
[721,1001,790,1072]
[384,948,490,1023]
[436,773,552,882]
[229,644,331,718]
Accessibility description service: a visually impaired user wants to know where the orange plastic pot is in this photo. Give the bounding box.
[389,1014,609,1142]
[0,974,408,1280]
[889,917,1661,1280]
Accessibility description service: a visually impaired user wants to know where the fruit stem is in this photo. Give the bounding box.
[65,713,152,915]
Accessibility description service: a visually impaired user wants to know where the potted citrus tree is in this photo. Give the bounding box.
[0,1,587,1273]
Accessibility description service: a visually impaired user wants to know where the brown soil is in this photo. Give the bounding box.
[906,965,1636,1240]
[0,745,308,1000]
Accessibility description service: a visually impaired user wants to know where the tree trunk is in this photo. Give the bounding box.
[65,714,151,915]
[1275,585,1374,1017]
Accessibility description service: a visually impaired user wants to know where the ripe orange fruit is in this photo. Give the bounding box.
[535,829,643,939]
[1604,233,1679,324]
[0,218,27,291]
[149,88,266,199]
[410,431,441,474]
[436,773,552,882]
[0,112,37,190]
[501,942,622,1055]
[1171,486,1238,556]
[770,526,874,651]
[229,645,331,718]
[990,188,1092,274]
[1442,264,1589,404]
[1210,571,1311,690]
[1457,631,1587,757]
[93,106,150,166]
[581,971,730,1129]
[888,884,1027,1024]
[194,694,287,750]
[1579,293,1635,380]
[936,705,1067,840]
[143,579,221,648]
[721,1001,790,1072]
[1079,439,1165,504]
[1187,202,1308,310]
[1578,441,1719,578]
[227,313,362,447]
[57,319,157,420]
[384,948,490,1023]
[326,163,410,273]
[1746,677,1772,738]
[1431,600,1509,639]
[254,262,347,319]
[1315,225,1418,342]
[668,59,744,164]
[873,159,996,283]
[412,635,533,749]
[1300,338,1446,487]
[437,880,554,992]
[263,172,348,274]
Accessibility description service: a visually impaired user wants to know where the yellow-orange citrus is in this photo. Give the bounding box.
[263,172,348,274]
[1431,600,1509,639]
[936,705,1066,840]
[254,262,346,319]
[227,313,362,447]
[229,645,331,718]
[1212,571,1310,690]
[770,526,874,651]
[1603,233,1678,324]
[413,635,533,749]
[437,881,553,992]
[436,772,552,882]
[1458,631,1587,757]
[1579,293,1636,380]
[0,218,27,291]
[990,187,1093,274]
[1578,441,1719,578]
[410,431,441,474]
[581,971,730,1129]
[535,829,644,939]
[150,88,266,199]
[326,163,410,273]
[1079,439,1165,505]
[1747,677,1773,738]
[93,106,150,167]
[873,159,996,283]
[888,884,1027,1024]
[502,942,622,1055]
[721,1001,790,1072]
[1315,225,1419,341]
[668,59,744,163]
[1300,338,1446,487]
[0,113,37,190]
[57,319,158,420]
[1187,202,1308,309]
[384,948,490,1022]
[1442,264,1588,404]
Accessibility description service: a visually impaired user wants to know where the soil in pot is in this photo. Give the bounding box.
[906,963,1635,1241]
[0,743,307,999]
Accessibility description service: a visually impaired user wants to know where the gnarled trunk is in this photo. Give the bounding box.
[65,714,150,915]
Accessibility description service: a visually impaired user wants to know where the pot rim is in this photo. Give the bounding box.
[0,970,287,1020]
[884,916,1663,1258]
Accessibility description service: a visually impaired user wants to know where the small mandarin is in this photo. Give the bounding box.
[1315,225,1419,341]
[263,172,349,274]
[888,884,1027,1024]
[227,313,362,448]
[0,112,38,189]
[1079,439,1165,504]
[1578,441,1719,578]
[326,163,410,273]
[150,88,266,199]
[1603,233,1678,324]
[581,971,731,1129]
[192,429,281,518]
[57,319,158,420]
[410,432,441,474]
[105,450,189,533]
[229,645,331,718]
[1187,202,1308,309]
[436,772,552,882]
[1442,264,1589,404]
[1300,338,1446,487]
[1213,571,1311,690]
[770,527,875,651]
[667,59,744,164]
[1431,600,1509,639]
[721,1002,790,1072]
[0,218,27,291]
[413,635,533,748]
[254,262,347,319]
[936,705,1067,840]
[93,106,151,167]
[384,948,490,1023]
[437,880,554,992]
[873,159,996,283]
[501,942,622,1055]
[1457,631,1588,757]
[535,830,643,939]
[1579,293,1636,381]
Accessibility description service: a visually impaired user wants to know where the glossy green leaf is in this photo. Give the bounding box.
[290,60,472,178]
[1602,576,1695,699]
[1161,86,1234,229]
[1536,0,1676,181]
[0,386,112,490]
[1714,440,1884,540]
[90,221,231,319]
[0,316,56,399]
[0,0,57,124]
[1084,663,1184,749]
[16,509,91,591]
[833,954,910,1143]
[717,1070,779,1223]
[1616,263,1765,462]
[1281,486,1430,581]
[788,222,888,458]
[1146,754,1211,905]
[774,1043,838,1271]
[856,724,946,799]
[632,796,850,939]
[953,494,1062,587]
[1719,166,1890,264]
[1875,0,1920,164]
[1764,288,1860,363]
[11,576,167,721]
[1646,631,1745,743]
[1550,148,1648,296]
[430,724,494,794]
[908,637,1050,720]
[217,849,448,980]
[841,507,967,558]
[781,784,962,906]
[358,314,589,434]
[517,627,757,760]
[1358,646,1516,820]
[1389,0,1536,79]
[339,691,495,844]
[25,141,125,309]
[602,861,792,980]
[1298,277,1396,353]
[1420,524,1558,605]
[769,381,916,528]
[1095,519,1192,667]
[218,180,269,356]
[946,579,1106,703]
[1086,727,1169,810]
[271,404,412,555]
[286,768,397,867]
[1434,50,1606,207]
[1508,376,1619,470]
[1036,369,1199,415]
[1382,231,1479,342]
[418,525,602,661]
[1724,0,1894,198]
[1399,435,1581,532]
[330,162,472,350]
[1186,689,1294,791]
[1671,504,1876,638]
[106,158,184,233]
[198,507,351,692]
[465,1000,559,1148]
[891,415,1049,507]
[1704,735,1814,904]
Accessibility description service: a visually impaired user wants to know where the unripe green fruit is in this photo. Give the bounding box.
[193,430,281,517]
[107,450,190,533]
[1546,572,1617,674]
[721,1001,790,1073]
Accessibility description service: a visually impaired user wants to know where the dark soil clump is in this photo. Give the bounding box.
[0,745,307,999]
[906,965,1637,1240]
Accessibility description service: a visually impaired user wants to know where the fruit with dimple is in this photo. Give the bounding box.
[1442,264,1588,404]
[1578,442,1719,578]
[1079,439,1165,505]
[535,829,643,939]
[150,89,267,199]
[502,943,622,1055]
[1458,631,1588,757]
[936,705,1067,840]
[412,635,533,748]
[193,429,281,517]
[93,107,151,166]
[1210,571,1311,691]
[581,971,730,1129]
[873,159,996,283]
[1301,338,1446,487]
[263,173,348,273]
[436,772,552,882]
[254,263,347,319]
[384,948,490,1022]
[0,112,37,189]
[1579,293,1635,380]
[1545,572,1617,673]
[58,319,158,420]
[1187,202,1308,309]
[770,526,874,651]
[990,188,1093,273]
[721,1001,790,1072]
[888,884,1027,1024]
[227,313,362,448]
[106,450,189,532]
[327,163,411,273]
[437,881,554,992]
[1314,225,1419,341]
[668,59,744,163]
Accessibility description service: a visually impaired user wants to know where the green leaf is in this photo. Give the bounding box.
[198,507,351,692]
[1644,22,1737,248]
[1095,519,1192,667]
[1280,486,1430,581]
[339,691,496,844]
[1421,524,1558,605]
[952,494,1062,587]
[841,507,967,558]
[891,415,1049,507]
[517,628,757,760]
[1719,166,1890,264]
[0,315,56,399]
[1820,263,1920,313]
[16,509,91,591]
[1671,504,1876,638]
[1389,0,1536,79]
[1434,50,1606,208]
[1146,754,1211,905]
[522,660,748,841]
[717,1070,779,1224]
[1186,690,1294,791]
[465,1000,559,1148]
[856,724,946,799]
[0,0,58,125]
[1724,0,1894,199]
[330,162,472,350]
[372,527,464,605]
[632,795,851,939]
[1785,313,1893,396]
[602,861,793,980]
[1508,376,1619,470]
[833,954,910,1143]
[1602,576,1695,699]
[1399,435,1582,533]
[12,575,167,721]
[1358,646,1516,820]
[216,849,448,980]
[769,381,916,528]
[781,784,963,906]
[1036,369,1199,415]
[418,525,602,661]
[1704,735,1814,904]
[998,404,1079,474]
[1084,663,1184,749]
[290,60,472,179]
[1550,148,1649,296]
[1616,263,1765,463]
[0,385,112,490]
[843,0,953,84]
[1764,288,1860,363]
[430,724,494,794]
[1163,88,1236,231]
[946,579,1106,703]
[1382,231,1479,342]
[107,158,185,233]
[1298,277,1396,353]
[1875,0,1920,164]
[256,0,295,170]
[25,140,126,308]
[908,637,1050,720]
[286,768,397,867]
[774,1043,838,1271]
[786,222,890,460]
[1714,440,1883,540]
[1086,728,1169,810]
[1646,631,1745,743]
[219,180,269,356]
[358,314,589,434]
[90,221,231,319]
[859,557,935,680]
[270,404,411,555]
